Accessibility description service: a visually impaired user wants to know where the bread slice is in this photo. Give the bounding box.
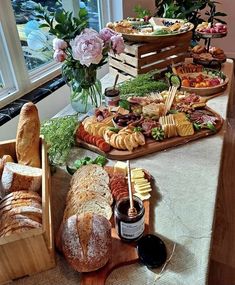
[0,190,42,204]
[67,178,113,205]
[1,162,42,194]
[63,192,112,221]
[70,164,109,187]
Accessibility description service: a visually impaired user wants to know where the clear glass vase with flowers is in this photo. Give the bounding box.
[35,4,125,113]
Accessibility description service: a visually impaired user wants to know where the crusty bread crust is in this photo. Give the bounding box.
[16,102,41,168]
[61,213,111,272]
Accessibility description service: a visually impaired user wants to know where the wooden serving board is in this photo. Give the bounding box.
[81,166,150,285]
[76,108,224,161]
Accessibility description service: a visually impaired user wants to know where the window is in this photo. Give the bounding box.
[0,0,106,109]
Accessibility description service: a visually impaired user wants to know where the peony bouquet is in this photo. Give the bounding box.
[35,4,125,112]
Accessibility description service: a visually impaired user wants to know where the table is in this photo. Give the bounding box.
[12,59,234,285]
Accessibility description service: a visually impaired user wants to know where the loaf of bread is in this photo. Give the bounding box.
[0,155,14,178]
[70,164,109,187]
[67,178,113,205]
[63,191,112,221]
[1,162,42,194]
[61,212,111,272]
[16,102,41,168]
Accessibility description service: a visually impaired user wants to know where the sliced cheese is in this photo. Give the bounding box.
[134,192,151,201]
[135,182,151,189]
[133,178,148,184]
[134,187,152,194]
[131,172,145,179]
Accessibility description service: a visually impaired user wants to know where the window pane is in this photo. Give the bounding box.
[11,0,62,72]
[81,0,101,31]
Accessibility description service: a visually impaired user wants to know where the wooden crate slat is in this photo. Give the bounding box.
[123,42,141,56]
[109,57,138,77]
[140,54,187,74]
[138,44,189,67]
[109,66,133,81]
[109,53,138,67]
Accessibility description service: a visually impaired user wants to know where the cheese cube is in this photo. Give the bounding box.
[114,161,127,175]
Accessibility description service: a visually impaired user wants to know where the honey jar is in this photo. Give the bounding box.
[104,87,120,107]
[114,196,145,242]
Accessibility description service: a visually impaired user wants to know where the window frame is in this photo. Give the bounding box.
[0,0,109,109]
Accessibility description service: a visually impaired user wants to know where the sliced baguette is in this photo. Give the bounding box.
[1,162,42,194]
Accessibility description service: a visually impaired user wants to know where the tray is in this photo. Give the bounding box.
[181,76,228,96]
[76,108,223,161]
[0,137,55,284]
[195,31,227,39]
[81,166,150,285]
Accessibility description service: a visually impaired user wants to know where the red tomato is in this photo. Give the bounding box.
[182,79,190,87]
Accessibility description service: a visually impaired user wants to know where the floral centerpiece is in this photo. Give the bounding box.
[35,4,125,112]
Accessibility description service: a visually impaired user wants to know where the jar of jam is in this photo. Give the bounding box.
[104,87,120,107]
[114,196,145,242]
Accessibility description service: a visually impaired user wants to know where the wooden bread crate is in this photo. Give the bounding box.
[109,31,192,80]
[0,137,55,284]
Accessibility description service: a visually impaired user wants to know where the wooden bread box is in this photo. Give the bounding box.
[109,31,192,80]
[0,137,55,284]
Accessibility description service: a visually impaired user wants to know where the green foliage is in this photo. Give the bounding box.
[35,1,88,41]
[133,5,151,18]
[155,0,227,35]
[151,127,165,141]
[119,72,168,98]
[40,115,78,165]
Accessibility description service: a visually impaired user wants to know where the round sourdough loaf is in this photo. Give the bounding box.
[1,162,42,194]
[61,212,111,272]
[16,102,41,168]
[70,164,109,187]
[63,191,112,221]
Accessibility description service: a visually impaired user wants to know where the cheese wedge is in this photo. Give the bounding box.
[114,161,127,175]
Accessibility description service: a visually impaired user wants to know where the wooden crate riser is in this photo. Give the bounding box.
[109,31,192,77]
[0,138,55,284]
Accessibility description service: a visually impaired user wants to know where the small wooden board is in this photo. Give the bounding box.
[81,166,150,285]
[76,108,224,161]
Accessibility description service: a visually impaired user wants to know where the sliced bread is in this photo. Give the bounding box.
[1,162,42,194]
[70,164,109,187]
[63,192,112,221]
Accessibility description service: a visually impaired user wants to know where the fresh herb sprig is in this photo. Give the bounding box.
[40,115,78,165]
[119,72,168,98]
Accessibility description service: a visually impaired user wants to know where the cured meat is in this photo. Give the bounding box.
[189,110,218,125]
[141,119,159,137]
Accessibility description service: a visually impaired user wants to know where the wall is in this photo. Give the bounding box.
[122,0,156,18]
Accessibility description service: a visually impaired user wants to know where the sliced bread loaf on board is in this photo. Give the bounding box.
[67,178,113,205]
[1,162,42,194]
[63,191,112,221]
[16,102,41,168]
[70,164,109,187]
[61,212,111,272]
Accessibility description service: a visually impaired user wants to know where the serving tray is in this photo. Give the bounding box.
[81,166,150,285]
[76,107,223,161]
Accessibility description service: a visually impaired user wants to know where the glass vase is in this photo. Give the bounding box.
[68,67,102,113]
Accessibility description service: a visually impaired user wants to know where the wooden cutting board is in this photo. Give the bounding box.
[81,200,150,285]
[76,107,224,161]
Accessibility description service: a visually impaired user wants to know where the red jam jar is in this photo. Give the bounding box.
[114,196,145,242]
[104,87,120,107]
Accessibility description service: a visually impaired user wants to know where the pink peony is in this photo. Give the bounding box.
[99,28,118,43]
[53,49,67,62]
[70,28,104,67]
[53,38,68,50]
[111,34,125,54]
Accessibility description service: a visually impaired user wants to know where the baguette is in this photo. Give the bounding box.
[16,102,41,168]
[1,162,42,194]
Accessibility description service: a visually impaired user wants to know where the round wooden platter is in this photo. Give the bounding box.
[81,166,150,285]
[76,107,224,161]
[181,77,229,96]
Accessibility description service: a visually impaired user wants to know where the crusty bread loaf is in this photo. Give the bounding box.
[1,162,42,194]
[70,164,109,187]
[61,212,111,272]
[0,190,41,204]
[67,178,113,205]
[0,155,14,178]
[63,191,112,221]
[16,102,41,168]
